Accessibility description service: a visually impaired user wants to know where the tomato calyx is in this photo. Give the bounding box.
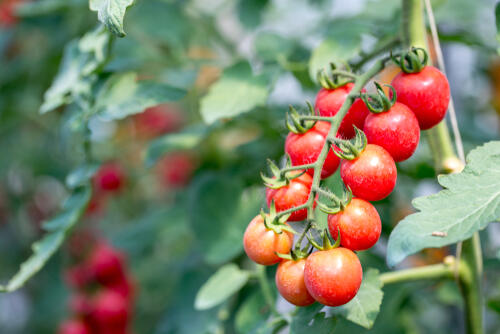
[286,102,317,134]
[391,47,428,73]
[261,158,305,189]
[315,184,352,215]
[307,229,340,251]
[261,205,296,235]
[317,62,357,90]
[276,244,312,261]
[360,82,397,113]
[332,126,367,160]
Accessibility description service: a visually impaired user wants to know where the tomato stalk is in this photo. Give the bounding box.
[380,260,455,285]
[402,0,483,333]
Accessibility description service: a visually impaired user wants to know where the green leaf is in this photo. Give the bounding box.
[200,61,270,124]
[290,303,337,334]
[387,141,500,267]
[235,290,273,334]
[94,72,186,121]
[66,163,100,189]
[195,264,249,310]
[487,298,500,314]
[188,174,263,265]
[40,25,110,114]
[0,186,91,292]
[89,0,134,37]
[334,268,383,329]
[237,0,268,29]
[254,32,295,62]
[496,2,500,51]
[145,124,208,167]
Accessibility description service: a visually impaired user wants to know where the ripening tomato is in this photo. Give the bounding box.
[57,319,91,334]
[266,171,313,221]
[363,102,420,162]
[276,259,315,306]
[69,293,93,316]
[134,104,184,139]
[328,198,381,251]
[315,83,370,138]
[157,152,196,188]
[94,163,125,193]
[243,215,293,265]
[88,243,126,286]
[285,121,340,179]
[0,0,23,27]
[390,66,450,130]
[304,247,362,306]
[90,290,130,332]
[340,144,397,201]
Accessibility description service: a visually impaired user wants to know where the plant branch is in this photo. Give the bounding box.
[380,262,454,285]
[350,36,401,70]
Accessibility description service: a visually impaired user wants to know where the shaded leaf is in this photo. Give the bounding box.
[200,61,270,124]
[66,163,100,189]
[145,124,208,167]
[89,0,134,37]
[387,141,500,267]
[0,187,91,292]
[235,290,273,334]
[188,174,263,265]
[95,72,186,121]
[334,268,383,329]
[195,264,249,310]
[487,298,500,314]
[290,303,336,334]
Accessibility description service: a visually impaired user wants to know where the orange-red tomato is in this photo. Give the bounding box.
[276,259,315,306]
[243,215,293,265]
[304,247,362,306]
[328,198,381,251]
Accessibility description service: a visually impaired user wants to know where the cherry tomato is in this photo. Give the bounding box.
[276,259,315,306]
[134,104,184,139]
[94,163,125,193]
[315,83,370,138]
[57,319,91,334]
[266,171,313,221]
[69,293,93,316]
[285,121,340,179]
[88,243,126,286]
[304,247,362,306]
[243,215,293,265]
[0,0,23,27]
[90,290,130,332]
[328,198,381,251]
[340,144,397,201]
[157,152,196,188]
[363,102,420,162]
[390,66,450,130]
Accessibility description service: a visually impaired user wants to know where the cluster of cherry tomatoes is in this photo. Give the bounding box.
[59,234,135,334]
[244,50,450,308]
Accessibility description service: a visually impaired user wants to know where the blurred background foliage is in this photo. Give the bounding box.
[0,0,500,333]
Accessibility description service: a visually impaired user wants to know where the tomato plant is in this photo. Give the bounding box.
[1,0,500,333]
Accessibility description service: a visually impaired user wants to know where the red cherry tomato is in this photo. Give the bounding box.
[266,171,313,221]
[157,152,196,188]
[88,243,126,286]
[315,83,370,138]
[0,0,23,27]
[340,144,397,201]
[328,198,381,251]
[94,163,125,193]
[363,102,420,162]
[285,121,340,179]
[69,293,93,316]
[57,319,91,334]
[134,104,184,139]
[90,290,130,332]
[304,247,362,306]
[243,215,293,265]
[275,259,315,306]
[390,66,450,130]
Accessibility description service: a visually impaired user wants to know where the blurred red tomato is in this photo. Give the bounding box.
[0,0,24,27]
[157,152,197,188]
[94,163,126,193]
[134,104,184,139]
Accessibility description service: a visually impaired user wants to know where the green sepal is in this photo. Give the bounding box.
[332,126,367,160]
[360,82,397,113]
[286,102,317,134]
[316,184,352,215]
[391,47,428,73]
[317,62,356,90]
[261,158,306,189]
[307,229,340,251]
[261,206,295,235]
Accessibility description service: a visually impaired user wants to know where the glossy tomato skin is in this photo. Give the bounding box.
[276,259,315,306]
[328,198,381,251]
[364,102,420,162]
[304,247,362,306]
[243,215,293,265]
[390,66,450,130]
[340,144,397,201]
[285,121,340,179]
[315,83,370,138]
[266,171,313,221]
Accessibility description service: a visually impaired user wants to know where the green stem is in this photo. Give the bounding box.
[350,36,401,70]
[256,265,278,316]
[402,1,483,333]
[380,262,454,285]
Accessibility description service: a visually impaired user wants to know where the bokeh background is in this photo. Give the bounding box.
[1,0,500,333]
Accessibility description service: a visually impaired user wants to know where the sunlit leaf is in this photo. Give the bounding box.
[89,0,134,37]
